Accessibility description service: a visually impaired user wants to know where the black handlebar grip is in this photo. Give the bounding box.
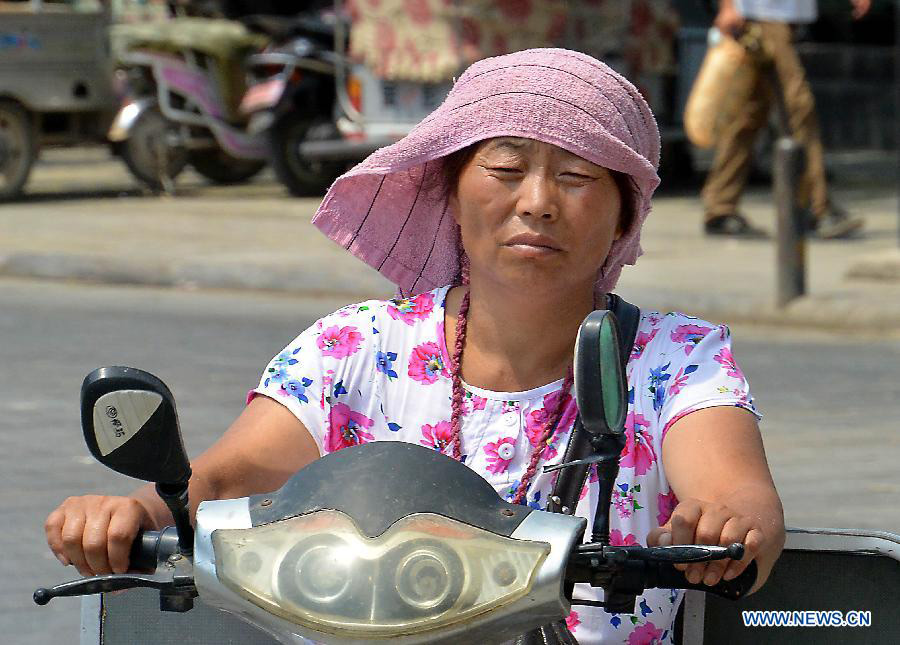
[128,526,180,572]
[650,560,758,601]
[128,530,159,571]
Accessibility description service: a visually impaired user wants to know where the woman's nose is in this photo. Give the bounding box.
[516,171,559,220]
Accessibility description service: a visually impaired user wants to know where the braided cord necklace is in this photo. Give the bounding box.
[446,287,576,505]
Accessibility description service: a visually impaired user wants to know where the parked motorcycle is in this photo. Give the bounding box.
[245,3,455,198]
[34,310,757,643]
[239,12,348,196]
[108,17,269,192]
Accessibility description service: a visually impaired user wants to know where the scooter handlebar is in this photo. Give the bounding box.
[129,526,180,572]
[650,559,758,600]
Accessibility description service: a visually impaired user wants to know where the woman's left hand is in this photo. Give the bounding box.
[653,407,786,593]
[646,497,765,587]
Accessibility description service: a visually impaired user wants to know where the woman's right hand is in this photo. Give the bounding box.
[45,495,156,577]
[44,397,319,577]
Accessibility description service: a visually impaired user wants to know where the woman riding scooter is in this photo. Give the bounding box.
[46,48,785,643]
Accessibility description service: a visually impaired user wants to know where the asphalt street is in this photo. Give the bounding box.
[2,278,898,645]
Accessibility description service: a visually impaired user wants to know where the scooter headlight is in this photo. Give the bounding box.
[212,510,549,638]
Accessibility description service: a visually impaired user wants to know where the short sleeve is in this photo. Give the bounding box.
[656,321,761,441]
[250,307,372,456]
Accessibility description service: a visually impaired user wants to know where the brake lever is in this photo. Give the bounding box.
[33,570,176,604]
[33,552,196,612]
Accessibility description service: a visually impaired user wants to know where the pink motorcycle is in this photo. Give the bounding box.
[108,17,268,192]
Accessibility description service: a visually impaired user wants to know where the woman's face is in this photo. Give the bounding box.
[449,137,623,296]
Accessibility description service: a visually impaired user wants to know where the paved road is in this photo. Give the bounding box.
[2,279,898,644]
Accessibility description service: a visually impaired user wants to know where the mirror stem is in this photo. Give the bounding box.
[156,481,193,558]
[590,433,626,545]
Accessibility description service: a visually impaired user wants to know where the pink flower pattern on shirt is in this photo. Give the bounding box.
[420,421,453,453]
[253,287,760,645]
[579,464,600,501]
[324,403,374,452]
[628,621,664,644]
[714,347,745,382]
[465,393,488,414]
[613,483,641,519]
[668,363,699,397]
[670,324,713,355]
[484,437,516,473]
[408,341,449,384]
[657,490,679,526]
[317,325,363,358]
[525,389,576,460]
[631,328,659,359]
[387,292,434,325]
[621,411,657,476]
[610,529,639,546]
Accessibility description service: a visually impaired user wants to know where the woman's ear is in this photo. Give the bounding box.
[607,169,630,242]
[611,193,625,242]
[614,215,625,241]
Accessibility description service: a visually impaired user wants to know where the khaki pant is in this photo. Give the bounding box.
[702,22,829,221]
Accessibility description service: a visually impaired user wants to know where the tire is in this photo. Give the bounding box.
[269,114,347,197]
[119,104,188,192]
[0,101,36,201]
[189,149,265,185]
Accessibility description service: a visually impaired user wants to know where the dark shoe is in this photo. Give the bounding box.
[807,205,864,240]
[704,214,769,239]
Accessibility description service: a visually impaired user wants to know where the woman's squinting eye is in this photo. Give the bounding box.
[561,171,598,181]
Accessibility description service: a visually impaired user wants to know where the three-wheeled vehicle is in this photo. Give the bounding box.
[34,311,900,644]
[0,0,117,200]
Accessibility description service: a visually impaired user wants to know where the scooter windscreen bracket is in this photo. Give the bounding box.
[573,310,627,436]
[81,366,191,486]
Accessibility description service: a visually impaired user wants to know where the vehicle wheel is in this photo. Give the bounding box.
[269,115,346,197]
[0,101,36,201]
[119,105,188,192]
[189,149,265,185]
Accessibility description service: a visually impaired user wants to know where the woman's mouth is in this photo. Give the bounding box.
[503,233,562,255]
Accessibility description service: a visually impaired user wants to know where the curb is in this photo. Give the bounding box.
[0,252,394,300]
[616,288,900,333]
[3,252,899,333]
[845,250,900,283]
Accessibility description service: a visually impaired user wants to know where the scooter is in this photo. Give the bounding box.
[108,17,269,192]
[34,310,758,643]
[239,11,348,196]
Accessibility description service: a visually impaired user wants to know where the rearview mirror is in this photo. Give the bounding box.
[81,366,191,485]
[574,310,627,436]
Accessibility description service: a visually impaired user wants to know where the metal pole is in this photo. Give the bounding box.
[895,0,899,247]
[766,57,806,306]
[774,137,806,306]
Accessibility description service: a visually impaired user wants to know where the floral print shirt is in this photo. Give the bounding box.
[252,285,760,645]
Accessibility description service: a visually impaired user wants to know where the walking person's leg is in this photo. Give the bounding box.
[702,26,771,237]
[765,22,863,238]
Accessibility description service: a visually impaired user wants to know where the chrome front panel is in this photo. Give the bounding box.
[193,507,585,645]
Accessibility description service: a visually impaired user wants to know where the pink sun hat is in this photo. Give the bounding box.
[311,47,661,296]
